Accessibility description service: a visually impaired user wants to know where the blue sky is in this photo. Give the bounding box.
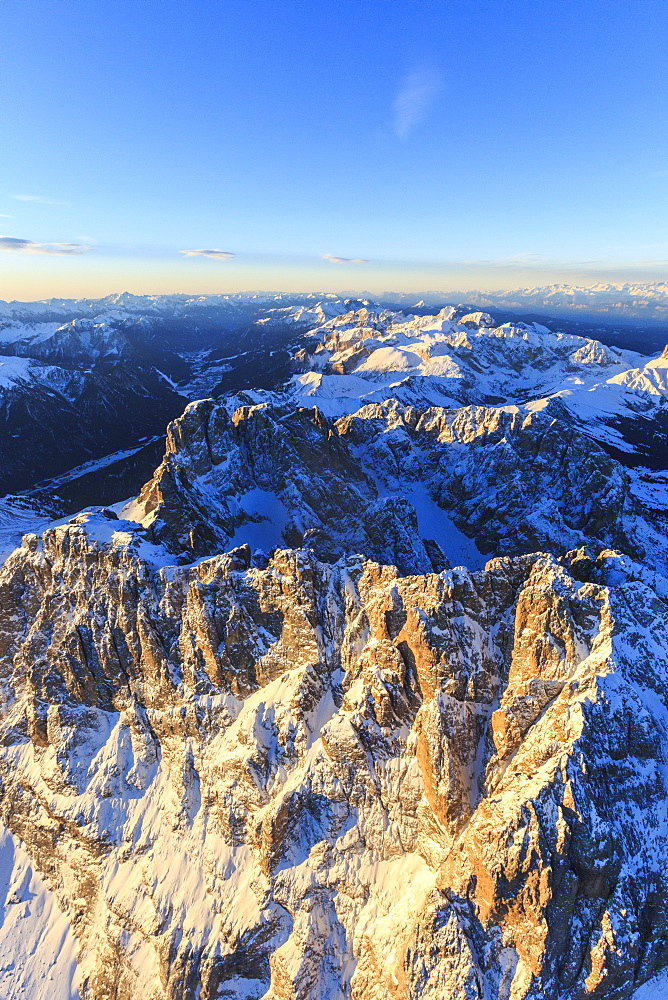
[1,0,667,298]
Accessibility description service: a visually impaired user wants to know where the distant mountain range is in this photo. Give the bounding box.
[381,281,668,323]
[4,280,668,325]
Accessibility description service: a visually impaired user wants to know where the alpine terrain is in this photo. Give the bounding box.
[0,293,667,1000]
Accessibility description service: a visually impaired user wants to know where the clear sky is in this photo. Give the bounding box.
[1,0,667,300]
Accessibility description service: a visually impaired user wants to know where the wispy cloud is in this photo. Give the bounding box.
[456,253,603,269]
[180,249,236,260]
[502,253,546,265]
[0,236,91,255]
[12,194,68,206]
[0,215,12,219]
[322,254,368,264]
[393,69,443,140]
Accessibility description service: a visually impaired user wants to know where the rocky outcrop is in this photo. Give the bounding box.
[127,397,654,575]
[0,518,666,999]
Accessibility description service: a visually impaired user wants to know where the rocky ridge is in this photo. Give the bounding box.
[125,396,663,580]
[0,515,667,999]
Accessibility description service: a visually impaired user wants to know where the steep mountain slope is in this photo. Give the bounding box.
[0,515,667,999]
[0,294,358,500]
[122,395,663,580]
[0,360,184,494]
[0,296,667,999]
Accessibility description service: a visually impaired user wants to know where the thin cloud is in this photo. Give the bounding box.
[393,69,443,140]
[503,253,546,264]
[322,254,368,264]
[457,253,602,269]
[0,214,12,219]
[0,236,91,255]
[180,249,236,260]
[13,194,67,206]
[460,253,548,267]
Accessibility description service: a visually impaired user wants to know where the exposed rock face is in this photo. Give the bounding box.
[128,397,658,574]
[0,516,667,999]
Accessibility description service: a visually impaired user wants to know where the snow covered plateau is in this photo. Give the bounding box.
[0,293,667,999]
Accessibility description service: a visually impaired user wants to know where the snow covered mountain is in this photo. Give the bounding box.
[0,295,667,999]
[234,303,668,477]
[6,282,668,326]
[0,295,357,497]
[387,282,668,324]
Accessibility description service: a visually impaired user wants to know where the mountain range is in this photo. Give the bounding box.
[382,282,668,324]
[0,293,667,999]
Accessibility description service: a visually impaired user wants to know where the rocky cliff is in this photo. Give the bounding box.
[0,515,667,999]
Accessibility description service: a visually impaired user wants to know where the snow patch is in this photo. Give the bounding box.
[0,826,81,1000]
[229,488,291,552]
[633,970,668,998]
